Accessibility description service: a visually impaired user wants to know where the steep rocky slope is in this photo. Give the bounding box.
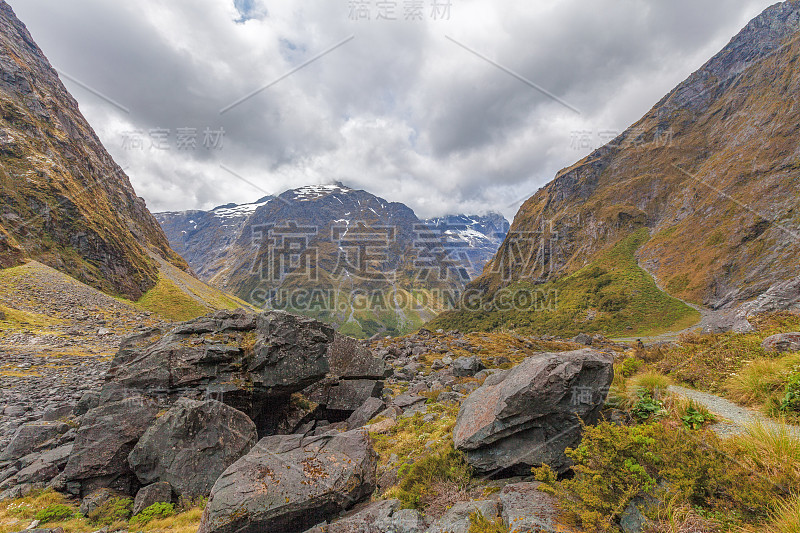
[0,1,186,300]
[436,0,800,336]
[156,185,508,337]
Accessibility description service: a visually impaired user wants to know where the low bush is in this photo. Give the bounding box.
[129,502,176,526]
[388,445,472,510]
[33,503,75,523]
[780,370,800,414]
[546,421,776,531]
[621,357,644,378]
[87,496,133,526]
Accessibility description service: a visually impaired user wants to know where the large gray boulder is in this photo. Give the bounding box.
[198,429,377,533]
[133,482,173,516]
[15,444,72,484]
[328,335,386,379]
[128,399,257,498]
[100,310,334,425]
[62,398,158,496]
[453,349,613,474]
[761,332,800,353]
[0,422,70,462]
[452,356,485,377]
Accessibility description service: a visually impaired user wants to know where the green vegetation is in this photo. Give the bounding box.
[0,489,204,533]
[33,504,75,523]
[87,497,133,526]
[131,274,210,321]
[130,502,176,526]
[430,229,700,338]
[468,512,510,533]
[389,446,472,510]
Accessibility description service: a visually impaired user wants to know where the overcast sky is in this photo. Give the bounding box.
[9,0,779,219]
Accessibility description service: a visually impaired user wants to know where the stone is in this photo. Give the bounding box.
[328,335,386,379]
[390,393,426,409]
[326,380,383,412]
[133,482,173,516]
[73,392,100,417]
[128,399,257,498]
[572,333,593,346]
[453,349,613,474]
[15,444,72,484]
[100,310,334,427]
[198,429,377,533]
[761,332,800,353]
[452,356,485,377]
[63,398,158,496]
[500,482,576,533]
[345,397,386,429]
[41,406,75,422]
[427,500,500,533]
[0,422,70,462]
[79,488,117,517]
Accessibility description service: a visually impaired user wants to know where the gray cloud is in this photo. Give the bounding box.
[9,0,778,219]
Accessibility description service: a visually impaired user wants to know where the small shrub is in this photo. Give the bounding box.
[87,496,133,525]
[389,446,472,510]
[130,502,176,526]
[631,391,665,422]
[552,421,775,531]
[531,464,557,484]
[468,511,509,533]
[621,357,644,378]
[33,503,75,523]
[780,370,800,413]
[678,401,716,430]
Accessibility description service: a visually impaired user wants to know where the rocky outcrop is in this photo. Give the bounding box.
[198,429,377,533]
[128,399,257,498]
[427,500,500,533]
[328,499,426,533]
[62,398,158,496]
[0,422,70,462]
[133,482,173,516]
[453,349,613,474]
[100,310,333,430]
[761,332,800,353]
[500,482,577,533]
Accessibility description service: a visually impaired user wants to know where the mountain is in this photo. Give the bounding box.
[0,1,188,300]
[0,1,249,322]
[421,213,509,279]
[154,196,273,281]
[156,184,508,337]
[432,0,800,337]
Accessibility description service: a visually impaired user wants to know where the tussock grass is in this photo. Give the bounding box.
[728,420,800,491]
[760,495,800,533]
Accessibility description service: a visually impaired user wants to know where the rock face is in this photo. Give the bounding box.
[128,399,257,498]
[62,398,158,496]
[0,422,70,462]
[761,332,800,353]
[0,2,186,298]
[198,429,377,533]
[453,349,613,474]
[133,482,173,516]
[101,310,333,430]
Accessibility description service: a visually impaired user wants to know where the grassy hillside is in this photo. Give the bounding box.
[430,228,699,337]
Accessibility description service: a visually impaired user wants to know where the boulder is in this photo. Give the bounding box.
[328,499,424,533]
[16,444,72,484]
[427,500,500,533]
[326,380,383,412]
[79,487,118,516]
[100,310,334,427]
[500,482,577,533]
[452,356,485,377]
[133,482,173,516]
[328,335,386,379]
[453,349,613,474]
[63,398,158,496]
[0,422,70,462]
[128,399,257,498]
[73,392,100,417]
[761,333,800,353]
[345,397,386,429]
[198,429,377,533]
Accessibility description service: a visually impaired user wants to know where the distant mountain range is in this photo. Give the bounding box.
[156,184,508,337]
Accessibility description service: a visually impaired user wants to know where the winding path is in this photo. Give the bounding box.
[668,385,800,438]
